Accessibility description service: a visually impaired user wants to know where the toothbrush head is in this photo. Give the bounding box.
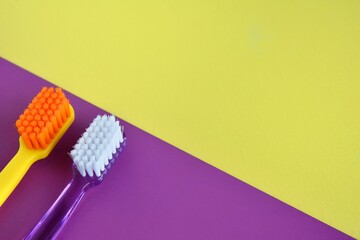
[0,87,74,207]
[15,87,74,150]
[69,115,125,183]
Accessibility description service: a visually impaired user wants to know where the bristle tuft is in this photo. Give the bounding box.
[16,87,72,149]
[70,115,124,177]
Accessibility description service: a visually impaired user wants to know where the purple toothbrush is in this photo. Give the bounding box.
[25,115,126,240]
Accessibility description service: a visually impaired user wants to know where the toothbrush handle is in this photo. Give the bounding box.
[0,146,35,207]
[25,178,86,240]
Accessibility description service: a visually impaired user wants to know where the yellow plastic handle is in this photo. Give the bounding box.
[0,139,38,206]
[0,104,75,207]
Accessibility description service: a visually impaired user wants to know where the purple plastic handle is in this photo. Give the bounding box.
[25,137,126,240]
[25,171,90,240]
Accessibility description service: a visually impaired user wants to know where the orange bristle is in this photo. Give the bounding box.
[21,133,33,149]
[46,122,55,137]
[51,116,59,132]
[15,87,72,149]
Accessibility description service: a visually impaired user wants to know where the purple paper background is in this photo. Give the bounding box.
[0,58,354,239]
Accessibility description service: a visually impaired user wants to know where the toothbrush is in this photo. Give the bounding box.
[0,87,74,207]
[25,114,126,240]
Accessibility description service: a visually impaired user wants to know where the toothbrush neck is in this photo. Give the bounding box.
[25,175,88,240]
[72,171,92,191]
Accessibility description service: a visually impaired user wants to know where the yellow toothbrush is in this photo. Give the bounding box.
[0,87,75,207]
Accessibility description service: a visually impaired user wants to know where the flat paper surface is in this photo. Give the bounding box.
[0,1,359,237]
[0,58,352,239]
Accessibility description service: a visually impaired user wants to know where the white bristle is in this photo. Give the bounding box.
[90,144,96,151]
[74,143,81,150]
[70,150,77,159]
[93,161,101,176]
[93,138,100,145]
[69,114,124,177]
[103,153,109,165]
[90,132,97,139]
[85,162,94,177]
[115,137,120,149]
[97,132,104,139]
[78,161,86,177]
[106,146,112,159]
[100,161,105,171]
[111,139,116,154]
[90,155,96,164]
[94,149,100,158]
[99,153,106,168]
[117,123,124,143]
[77,149,84,157]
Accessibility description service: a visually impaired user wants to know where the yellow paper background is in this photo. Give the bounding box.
[1,0,359,237]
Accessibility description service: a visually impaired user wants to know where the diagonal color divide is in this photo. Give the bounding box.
[0,58,354,239]
[0,1,359,237]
